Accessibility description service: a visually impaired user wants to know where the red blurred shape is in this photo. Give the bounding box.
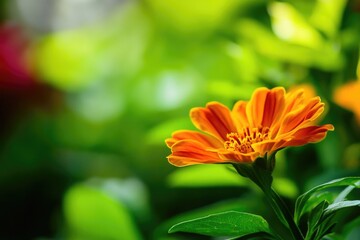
[0,22,36,89]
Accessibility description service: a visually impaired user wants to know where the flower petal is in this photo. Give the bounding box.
[166,86,334,167]
[252,138,289,155]
[167,140,225,167]
[261,87,285,128]
[245,87,286,129]
[334,81,360,124]
[277,97,324,136]
[284,88,305,113]
[190,102,236,141]
[333,81,360,111]
[246,87,269,128]
[286,124,334,146]
[165,130,223,148]
[270,88,305,137]
[218,149,259,163]
[232,101,249,131]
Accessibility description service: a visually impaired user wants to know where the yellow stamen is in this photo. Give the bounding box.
[224,127,270,153]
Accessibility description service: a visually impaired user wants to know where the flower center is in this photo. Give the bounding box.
[224,127,270,153]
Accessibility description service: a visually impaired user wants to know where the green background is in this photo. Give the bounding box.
[0,0,359,239]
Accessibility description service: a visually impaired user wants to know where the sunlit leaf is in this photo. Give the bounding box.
[310,0,347,37]
[168,211,273,238]
[236,19,344,70]
[269,2,323,48]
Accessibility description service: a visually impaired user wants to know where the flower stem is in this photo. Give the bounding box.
[233,160,304,240]
[264,187,304,240]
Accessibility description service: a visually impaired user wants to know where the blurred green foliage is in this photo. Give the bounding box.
[0,0,360,239]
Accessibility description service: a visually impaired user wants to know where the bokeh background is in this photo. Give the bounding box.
[0,0,360,239]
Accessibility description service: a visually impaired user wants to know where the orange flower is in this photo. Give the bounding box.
[166,87,334,166]
[333,80,360,124]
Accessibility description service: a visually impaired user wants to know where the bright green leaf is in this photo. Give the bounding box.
[168,211,272,238]
[155,196,265,239]
[310,0,347,37]
[269,2,324,48]
[236,19,344,71]
[64,184,142,240]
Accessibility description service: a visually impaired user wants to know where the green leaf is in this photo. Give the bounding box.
[321,215,360,239]
[309,201,329,229]
[236,19,344,71]
[333,185,356,203]
[306,201,329,239]
[295,177,360,223]
[301,191,337,219]
[269,2,324,48]
[168,211,272,238]
[155,196,264,239]
[64,184,142,240]
[325,200,360,214]
[316,215,336,240]
[310,0,347,37]
[305,198,360,240]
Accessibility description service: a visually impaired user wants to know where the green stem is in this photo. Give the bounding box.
[265,187,304,240]
[233,161,304,240]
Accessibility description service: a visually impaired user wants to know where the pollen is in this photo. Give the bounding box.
[224,127,270,153]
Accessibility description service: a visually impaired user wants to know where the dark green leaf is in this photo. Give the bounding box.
[301,191,336,219]
[306,201,329,240]
[295,177,360,223]
[168,211,272,238]
[316,216,336,240]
